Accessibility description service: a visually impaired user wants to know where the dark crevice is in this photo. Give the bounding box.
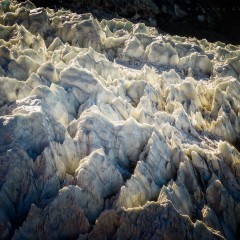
[233,138,240,152]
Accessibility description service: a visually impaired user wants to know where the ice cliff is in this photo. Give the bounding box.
[0,1,240,239]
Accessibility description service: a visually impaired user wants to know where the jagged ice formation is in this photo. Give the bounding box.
[0,1,240,239]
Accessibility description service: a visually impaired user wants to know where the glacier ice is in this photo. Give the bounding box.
[0,1,240,239]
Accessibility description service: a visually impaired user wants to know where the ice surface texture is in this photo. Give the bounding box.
[0,1,240,239]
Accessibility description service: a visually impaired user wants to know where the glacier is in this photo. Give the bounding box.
[0,1,240,239]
